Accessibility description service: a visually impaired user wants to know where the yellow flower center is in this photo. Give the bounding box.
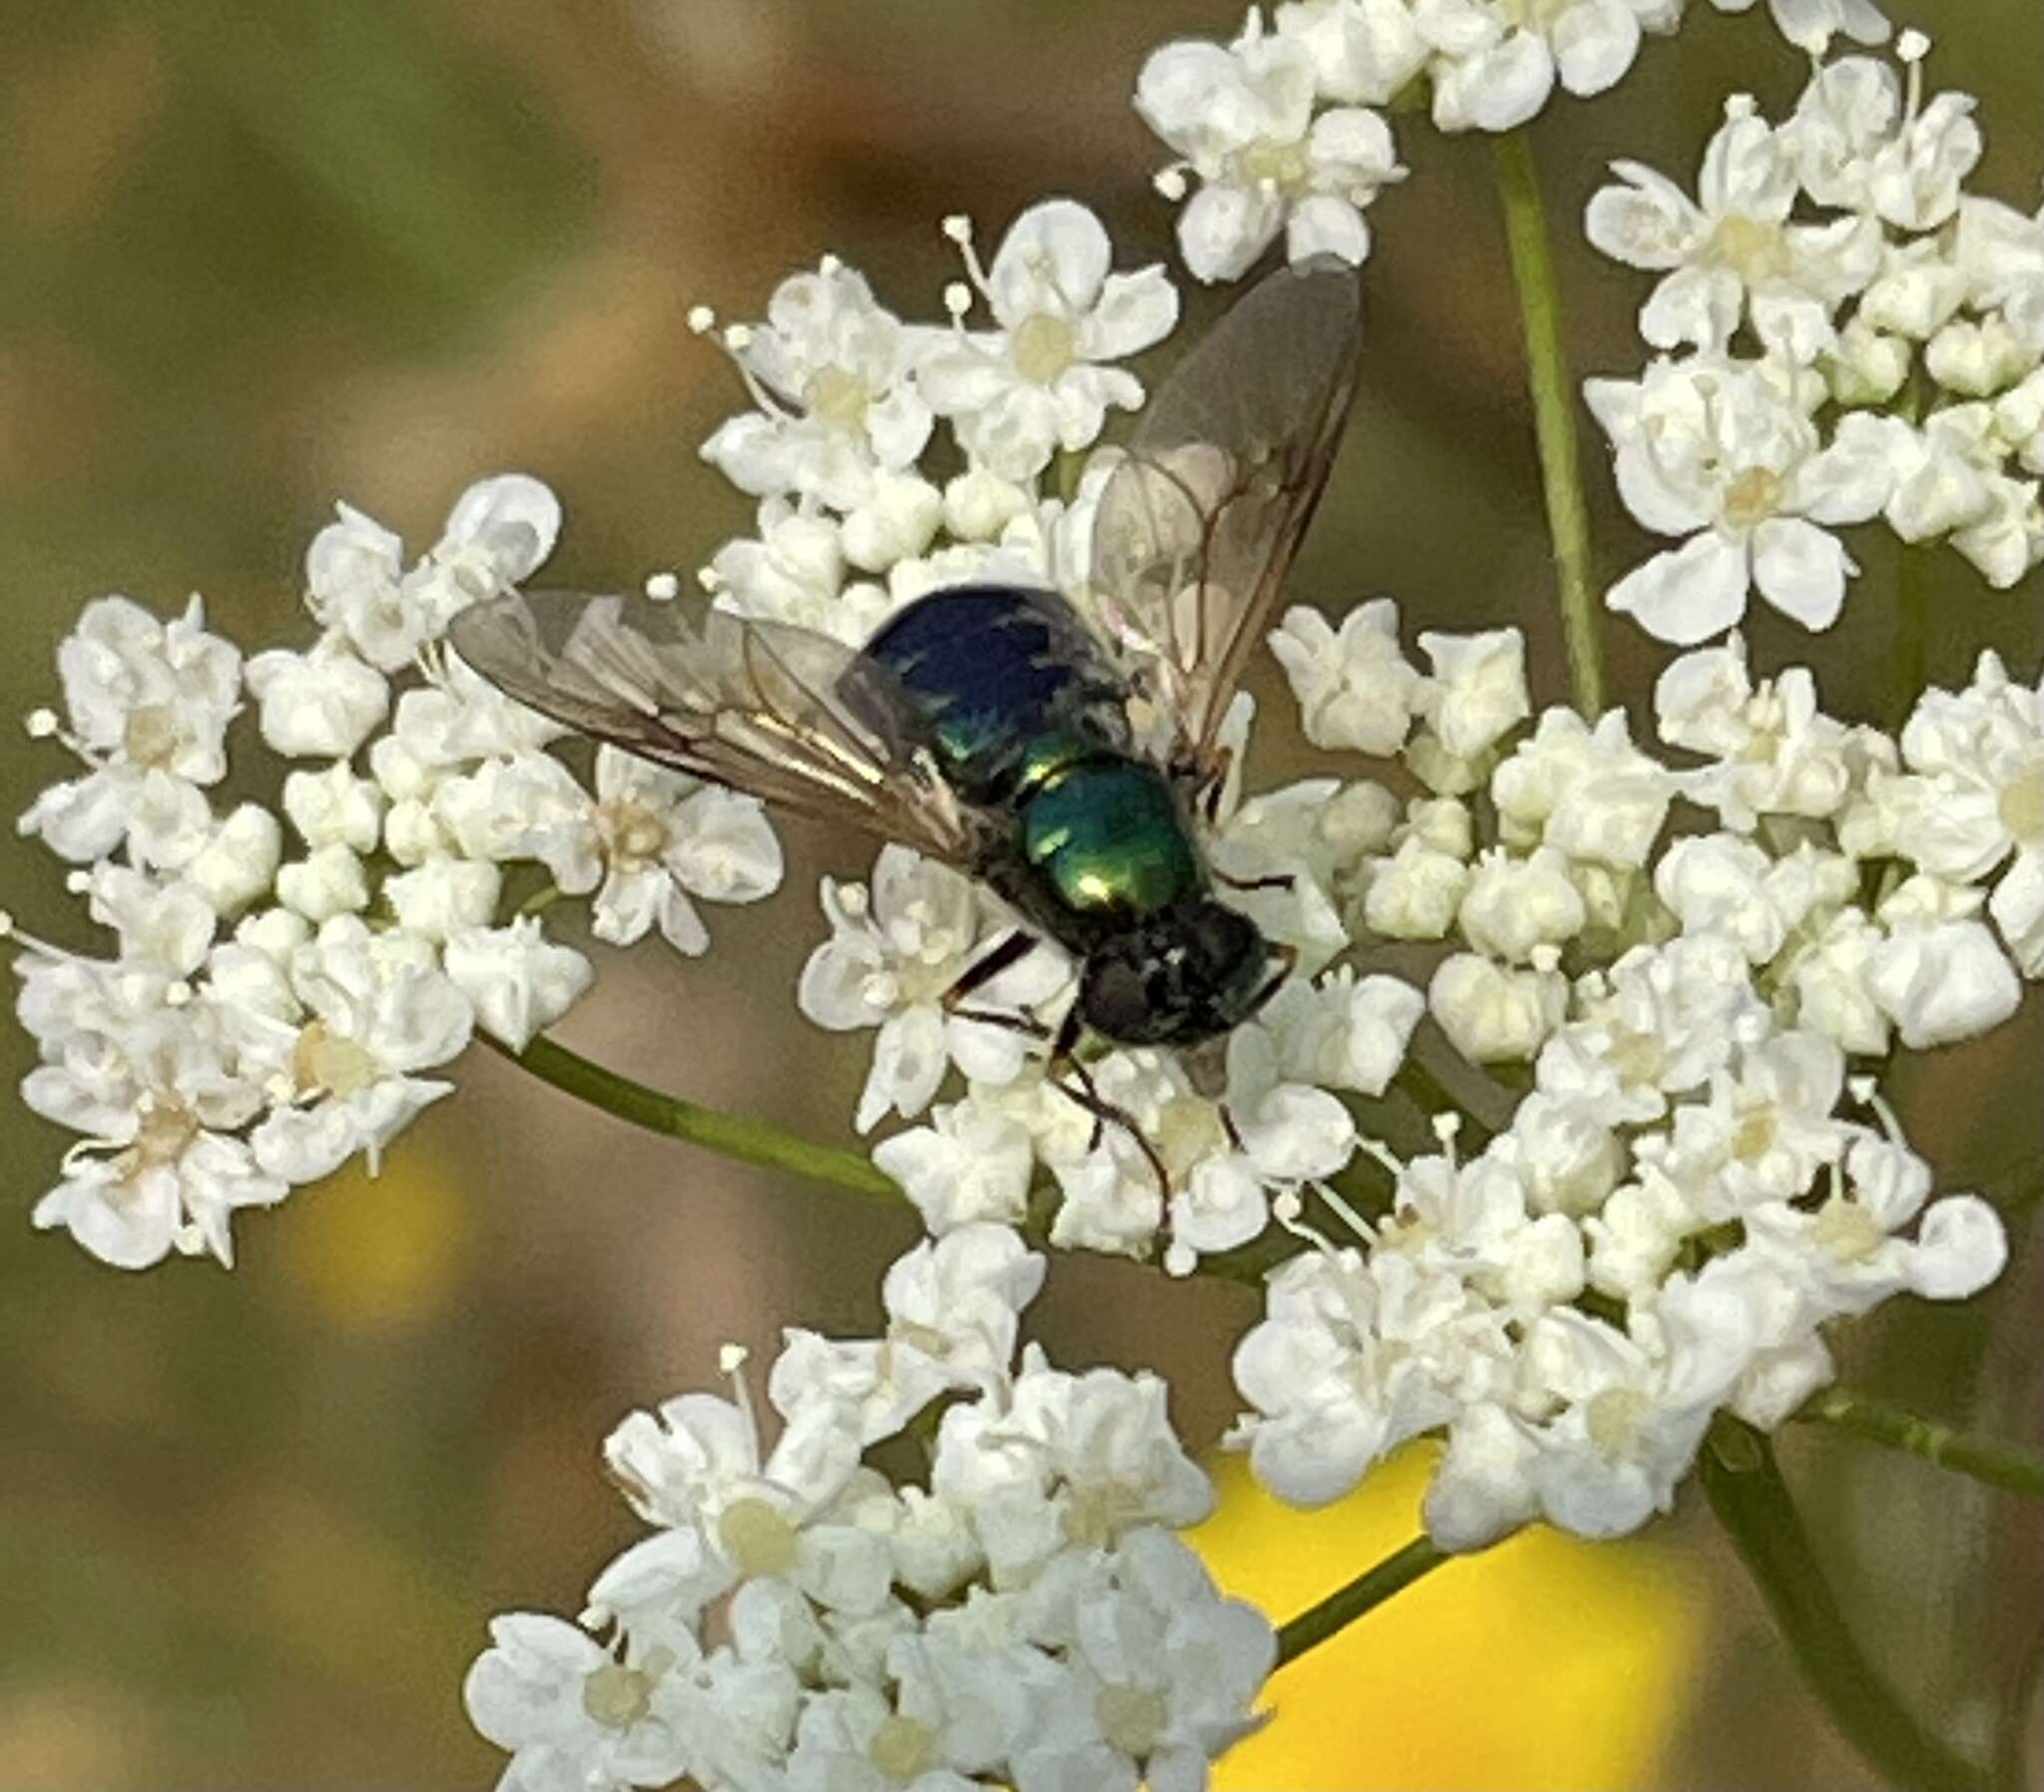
[1011,312,1079,385]
[1813,1197,1885,1262]
[1708,213,1790,283]
[1097,1682,1170,1758]
[1999,762,2044,843]
[115,1099,200,1181]
[290,1021,380,1098]
[1721,467,1784,530]
[1732,1106,1777,1164]
[804,364,872,429]
[580,1645,673,1729]
[600,796,669,868]
[868,1714,939,1784]
[718,1496,798,1577]
[1586,1386,1652,1456]
[1239,136,1311,194]
[121,703,181,768]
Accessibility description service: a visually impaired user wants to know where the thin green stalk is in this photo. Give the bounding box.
[488,1033,903,1203]
[490,1032,1300,1289]
[1701,1418,1994,1791]
[1800,1389,2044,1500]
[1494,129,1606,720]
[1275,1535,1450,1666]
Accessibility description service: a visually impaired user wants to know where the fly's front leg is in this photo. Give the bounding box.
[1242,940,1298,1022]
[945,929,1055,1052]
[941,928,1039,1012]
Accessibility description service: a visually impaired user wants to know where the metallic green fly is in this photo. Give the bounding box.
[449,256,1362,1181]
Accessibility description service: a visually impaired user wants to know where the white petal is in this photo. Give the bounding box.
[1988,848,2044,976]
[1431,32,1554,134]
[1752,516,1851,632]
[1176,182,1284,283]
[1610,438,1715,536]
[440,473,562,583]
[1080,267,1180,361]
[1552,0,1641,97]
[1640,265,1743,354]
[1788,412,1895,523]
[1584,162,1704,270]
[1285,195,1371,267]
[987,200,1112,323]
[1907,1194,2007,1299]
[1606,532,1752,646]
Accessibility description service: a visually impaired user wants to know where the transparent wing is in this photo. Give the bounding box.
[1090,255,1362,776]
[447,590,988,863]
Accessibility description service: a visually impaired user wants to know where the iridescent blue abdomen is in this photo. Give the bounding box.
[857,585,1131,799]
[853,585,1206,946]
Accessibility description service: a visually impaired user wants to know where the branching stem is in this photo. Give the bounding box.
[1800,1388,2044,1500]
[1701,1419,1994,1791]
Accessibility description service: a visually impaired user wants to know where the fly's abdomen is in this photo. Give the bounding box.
[1020,757,1202,922]
[852,585,1129,800]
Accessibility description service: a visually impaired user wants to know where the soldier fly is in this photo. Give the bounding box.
[450,256,1362,1181]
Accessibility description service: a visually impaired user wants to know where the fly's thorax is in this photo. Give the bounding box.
[1019,755,1202,924]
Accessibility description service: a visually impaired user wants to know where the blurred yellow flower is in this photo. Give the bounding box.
[1195,1444,1706,1791]
[274,1142,472,1332]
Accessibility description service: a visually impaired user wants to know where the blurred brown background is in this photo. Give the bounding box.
[3,1,2041,1786]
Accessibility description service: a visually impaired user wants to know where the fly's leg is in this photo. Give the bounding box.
[1215,868,1296,895]
[1199,748,1234,825]
[942,928,1055,1039]
[1242,941,1298,1022]
[940,928,1039,1011]
[1046,1009,1171,1195]
[949,1007,1051,1041]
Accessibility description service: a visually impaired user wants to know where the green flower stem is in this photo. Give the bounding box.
[1494,129,1606,721]
[1700,1418,1994,1791]
[489,1032,1300,1289]
[1800,1388,2044,1500]
[1275,1535,1450,1667]
[488,1033,904,1204]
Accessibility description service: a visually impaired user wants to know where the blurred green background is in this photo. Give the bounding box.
[3,2,2041,1785]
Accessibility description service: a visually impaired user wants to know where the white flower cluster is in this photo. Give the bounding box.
[464,1225,1275,1792]
[695,197,1176,634]
[1133,0,1893,283]
[14,476,782,1269]
[1587,34,2044,641]
[1216,613,2027,1545]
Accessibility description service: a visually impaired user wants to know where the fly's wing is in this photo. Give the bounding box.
[1090,255,1362,780]
[447,590,988,864]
